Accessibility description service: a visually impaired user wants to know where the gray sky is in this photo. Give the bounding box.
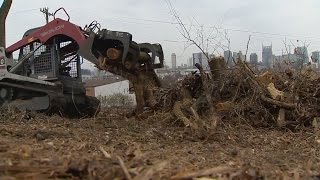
[3,0,320,68]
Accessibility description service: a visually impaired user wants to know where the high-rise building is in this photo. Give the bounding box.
[233,52,238,62]
[312,51,320,63]
[295,46,309,63]
[262,45,273,68]
[250,53,258,65]
[231,51,245,64]
[238,51,245,61]
[171,53,176,70]
[192,52,209,69]
[224,50,233,66]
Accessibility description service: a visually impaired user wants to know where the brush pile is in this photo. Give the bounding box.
[146,57,320,134]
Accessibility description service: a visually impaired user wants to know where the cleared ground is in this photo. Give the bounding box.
[0,108,320,179]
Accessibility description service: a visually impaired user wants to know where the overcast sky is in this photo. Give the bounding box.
[3,0,320,68]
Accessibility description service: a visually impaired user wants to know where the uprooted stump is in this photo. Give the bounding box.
[137,60,224,137]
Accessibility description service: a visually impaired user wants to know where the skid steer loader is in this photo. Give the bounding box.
[0,0,164,117]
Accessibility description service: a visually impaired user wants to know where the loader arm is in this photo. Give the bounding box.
[0,0,12,47]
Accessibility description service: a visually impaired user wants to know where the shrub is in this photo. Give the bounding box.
[97,93,134,107]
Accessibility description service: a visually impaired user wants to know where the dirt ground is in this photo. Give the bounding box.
[0,108,320,180]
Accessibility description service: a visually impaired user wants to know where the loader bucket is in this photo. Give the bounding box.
[78,29,164,72]
[78,29,140,70]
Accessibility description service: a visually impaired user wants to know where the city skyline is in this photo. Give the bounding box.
[168,43,319,69]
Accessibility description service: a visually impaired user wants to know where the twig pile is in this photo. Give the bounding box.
[147,57,320,133]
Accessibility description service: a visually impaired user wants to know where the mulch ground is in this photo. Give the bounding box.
[0,108,320,179]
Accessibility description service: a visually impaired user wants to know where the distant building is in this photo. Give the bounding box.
[291,46,309,68]
[171,53,177,70]
[312,51,320,63]
[233,52,238,62]
[84,78,136,106]
[224,50,233,66]
[250,53,258,65]
[230,51,246,64]
[262,45,273,68]
[93,68,108,78]
[81,68,93,81]
[192,52,209,69]
[188,57,193,67]
[238,51,245,61]
[177,63,187,69]
[295,46,309,63]
[275,53,307,69]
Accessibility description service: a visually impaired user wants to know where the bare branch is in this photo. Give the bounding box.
[245,35,251,61]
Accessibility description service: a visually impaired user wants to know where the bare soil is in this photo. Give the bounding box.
[0,108,320,179]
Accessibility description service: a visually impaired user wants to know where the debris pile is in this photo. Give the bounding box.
[145,57,320,133]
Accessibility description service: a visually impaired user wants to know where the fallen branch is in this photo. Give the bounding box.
[99,146,111,159]
[173,101,194,129]
[239,61,296,109]
[260,94,296,109]
[117,156,132,180]
[190,107,200,121]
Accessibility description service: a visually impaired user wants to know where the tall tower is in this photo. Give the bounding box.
[262,45,273,68]
[171,53,176,70]
[224,50,233,66]
[250,53,258,65]
[312,51,320,63]
[295,46,309,63]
